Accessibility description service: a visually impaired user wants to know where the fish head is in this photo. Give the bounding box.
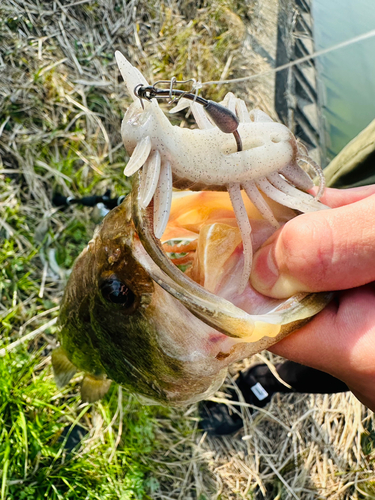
[57,190,331,405]
[58,198,231,404]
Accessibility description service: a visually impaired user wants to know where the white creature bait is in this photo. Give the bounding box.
[115,51,327,291]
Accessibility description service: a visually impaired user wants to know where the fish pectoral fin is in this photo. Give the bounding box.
[81,374,112,403]
[52,347,78,389]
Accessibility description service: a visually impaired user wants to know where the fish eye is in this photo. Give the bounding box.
[100,277,135,307]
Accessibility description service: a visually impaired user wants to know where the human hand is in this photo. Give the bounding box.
[250,185,375,411]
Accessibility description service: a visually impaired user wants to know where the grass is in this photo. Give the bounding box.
[0,346,160,500]
[1,0,375,498]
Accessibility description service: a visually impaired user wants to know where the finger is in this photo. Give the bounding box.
[250,191,375,298]
[269,285,375,394]
[314,184,375,208]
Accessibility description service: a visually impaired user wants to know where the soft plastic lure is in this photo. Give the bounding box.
[115,51,327,291]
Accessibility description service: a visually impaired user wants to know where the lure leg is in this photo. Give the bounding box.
[267,172,324,210]
[227,182,253,294]
[124,136,152,176]
[242,180,279,228]
[139,150,161,208]
[256,176,327,213]
[280,163,314,191]
[153,161,173,239]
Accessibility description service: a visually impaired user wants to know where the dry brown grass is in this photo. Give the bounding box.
[146,354,375,499]
[1,0,375,498]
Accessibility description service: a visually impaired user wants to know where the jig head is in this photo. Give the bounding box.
[134,79,243,152]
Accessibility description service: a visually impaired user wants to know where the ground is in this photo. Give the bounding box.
[0,0,374,498]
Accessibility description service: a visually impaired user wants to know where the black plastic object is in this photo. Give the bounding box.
[52,189,125,211]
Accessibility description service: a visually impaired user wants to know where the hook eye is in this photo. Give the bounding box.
[134,84,146,109]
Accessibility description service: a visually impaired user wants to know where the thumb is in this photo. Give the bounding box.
[250,192,375,299]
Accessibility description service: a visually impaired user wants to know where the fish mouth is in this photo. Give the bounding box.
[131,170,332,348]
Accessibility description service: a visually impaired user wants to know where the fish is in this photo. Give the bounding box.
[53,185,331,405]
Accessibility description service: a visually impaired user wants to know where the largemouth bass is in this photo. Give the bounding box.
[53,187,331,405]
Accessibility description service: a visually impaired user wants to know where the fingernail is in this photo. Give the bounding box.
[251,243,307,298]
[250,243,279,295]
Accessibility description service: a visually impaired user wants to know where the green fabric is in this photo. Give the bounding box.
[324,118,375,188]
